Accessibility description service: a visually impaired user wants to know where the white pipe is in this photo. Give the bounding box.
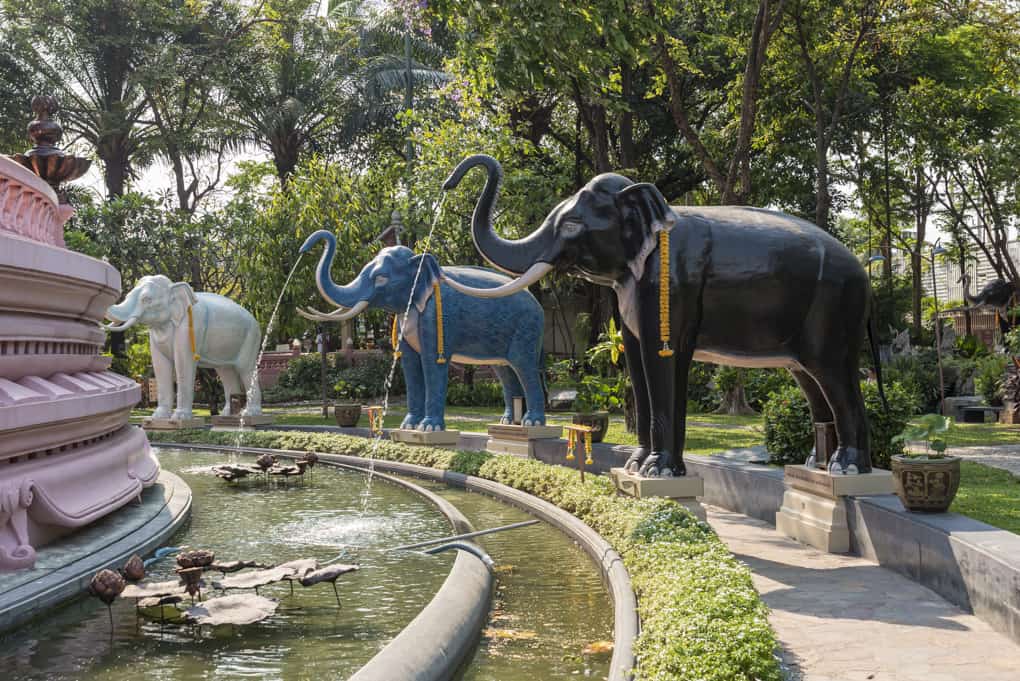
[441,262,553,299]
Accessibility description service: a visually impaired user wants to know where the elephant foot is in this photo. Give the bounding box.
[638,451,687,478]
[417,417,445,432]
[401,414,423,430]
[624,447,650,473]
[220,406,233,417]
[171,409,194,421]
[499,412,513,425]
[521,412,545,427]
[241,407,262,417]
[828,447,871,475]
[151,407,172,419]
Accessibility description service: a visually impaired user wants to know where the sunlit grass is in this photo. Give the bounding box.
[952,461,1020,534]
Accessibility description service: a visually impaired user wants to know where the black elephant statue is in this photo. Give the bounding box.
[961,273,1015,311]
[442,154,885,477]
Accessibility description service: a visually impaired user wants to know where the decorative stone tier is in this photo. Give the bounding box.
[0,425,158,570]
[0,165,157,571]
[0,156,70,247]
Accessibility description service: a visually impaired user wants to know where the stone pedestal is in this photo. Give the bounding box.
[142,417,208,431]
[389,429,461,447]
[776,465,894,553]
[209,414,275,431]
[609,467,706,521]
[485,424,563,458]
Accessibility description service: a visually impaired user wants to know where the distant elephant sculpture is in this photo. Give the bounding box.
[961,273,1015,311]
[442,154,885,477]
[103,275,263,420]
[297,230,546,431]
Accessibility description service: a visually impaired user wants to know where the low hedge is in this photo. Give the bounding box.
[148,429,781,681]
[762,381,917,468]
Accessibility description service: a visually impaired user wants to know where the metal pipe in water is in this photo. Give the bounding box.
[390,519,540,551]
[423,542,495,571]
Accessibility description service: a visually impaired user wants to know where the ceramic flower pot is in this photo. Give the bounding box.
[891,455,961,513]
[335,404,362,428]
[572,411,609,443]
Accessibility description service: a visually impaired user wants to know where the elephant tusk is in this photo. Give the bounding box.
[442,262,554,298]
[100,316,139,333]
[299,300,369,323]
[305,304,348,317]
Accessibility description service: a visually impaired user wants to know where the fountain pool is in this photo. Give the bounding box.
[2,448,613,680]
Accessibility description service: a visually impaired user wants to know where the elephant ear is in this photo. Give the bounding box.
[613,183,678,280]
[408,253,443,313]
[169,282,199,324]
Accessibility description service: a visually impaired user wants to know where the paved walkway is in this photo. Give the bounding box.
[707,506,1020,681]
[920,443,1020,477]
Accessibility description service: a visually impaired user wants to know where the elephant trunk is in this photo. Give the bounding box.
[443,154,557,276]
[300,229,374,309]
[961,273,981,306]
[103,290,141,332]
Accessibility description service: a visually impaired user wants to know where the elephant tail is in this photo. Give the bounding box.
[867,315,888,412]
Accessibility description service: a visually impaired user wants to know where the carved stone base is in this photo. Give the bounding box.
[777,465,895,553]
[784,465,894,499]
[609,467,706,521]
[389,429,461,447]
[142,417,207,431]
[486,424,562,458]
[209,414,275,431]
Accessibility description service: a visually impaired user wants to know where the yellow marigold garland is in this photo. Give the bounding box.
[367,406,384,436]
[433,281,446,364]
[391,315,402,359]
[658,228,674,358]
[187,306,200,362]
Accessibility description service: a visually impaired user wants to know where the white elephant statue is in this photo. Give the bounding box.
[103,275,263,420]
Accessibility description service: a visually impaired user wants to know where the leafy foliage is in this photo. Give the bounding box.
[763,381,917,468]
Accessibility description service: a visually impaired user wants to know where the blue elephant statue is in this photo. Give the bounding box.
[297,230,547,431]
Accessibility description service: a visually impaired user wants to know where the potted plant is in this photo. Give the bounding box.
[890,414,961,512]
[572,375,621,443]
[333,378,363,428]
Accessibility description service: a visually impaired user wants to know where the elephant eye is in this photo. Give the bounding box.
[560,220,584,238]
[374,275,389,286]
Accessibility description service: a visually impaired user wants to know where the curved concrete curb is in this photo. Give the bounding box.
[334,466,494,681]
[153,443,638,681]
[0,470,192,633]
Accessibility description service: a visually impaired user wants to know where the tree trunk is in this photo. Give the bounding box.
[815,139,831,230]
[910,250,923,337]
[716,381,757,416]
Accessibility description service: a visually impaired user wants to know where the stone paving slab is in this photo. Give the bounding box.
[707,506,1020,681]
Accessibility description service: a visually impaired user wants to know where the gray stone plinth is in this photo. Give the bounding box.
[784,464,894,498]
[486,423,563,458]
[209,414,275,431]
[389,429,461,447]
[0,470,192,633]
[610,467,706,521]
[142,416,207,430]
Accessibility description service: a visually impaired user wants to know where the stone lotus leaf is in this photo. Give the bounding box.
[121,579,188,599]
[183,594,278,626]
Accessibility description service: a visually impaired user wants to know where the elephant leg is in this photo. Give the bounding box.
[151,342,175,419]
[172,342,197,420]
[217,367,242,416]
[661,350,695,477]
[399,344,426,430]
[789,368,834,468]
[805,361,871,474]
[509,358,545,427]
[622,324,651,472]
[493,366,523,424]
[239,365,262,416]
[419,359,449,432]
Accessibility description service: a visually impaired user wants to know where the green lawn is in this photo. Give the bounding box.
[939,421,1020,448]
[952,462,1020,534]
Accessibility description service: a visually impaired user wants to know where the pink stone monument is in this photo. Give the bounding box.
[0,99,159,571]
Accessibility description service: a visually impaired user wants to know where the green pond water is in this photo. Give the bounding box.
[1,448,612,680]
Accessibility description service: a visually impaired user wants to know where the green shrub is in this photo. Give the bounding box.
[761,385,813,465]
[974,355,1008,406]
[744,368,796,410]
[884,350,939,413]
[762,381,917,468]
[446,381,505,407]
[148,428,781,681]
